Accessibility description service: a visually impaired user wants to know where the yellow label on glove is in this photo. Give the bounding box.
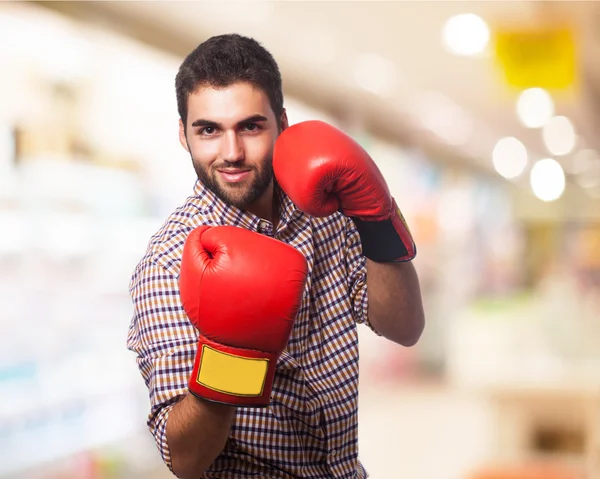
[197,345,269,397]
[396,205,413,238]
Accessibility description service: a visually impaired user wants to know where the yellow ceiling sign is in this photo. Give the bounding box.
[494,27,577,90]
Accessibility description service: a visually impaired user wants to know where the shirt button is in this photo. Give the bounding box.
[259,221,273,236]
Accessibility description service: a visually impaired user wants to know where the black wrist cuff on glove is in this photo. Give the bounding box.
[351,217,416,263]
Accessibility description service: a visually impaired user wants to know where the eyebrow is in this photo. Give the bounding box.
[191,114,269,129]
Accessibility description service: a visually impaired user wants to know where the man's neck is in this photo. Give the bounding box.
[245,181,279,226]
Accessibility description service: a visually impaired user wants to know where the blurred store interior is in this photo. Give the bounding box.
[1,1,600,478]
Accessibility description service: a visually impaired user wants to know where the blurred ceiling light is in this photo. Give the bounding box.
[442,13,490,56]
[571,148,599,174]
[492,137,528,179]
[572,149,600,189]
[516,88,554,128]
[352,53,398,97]
[577,173,600,190]
[543,116,576,156]
[530,158,565,202]
[416,91,474,146]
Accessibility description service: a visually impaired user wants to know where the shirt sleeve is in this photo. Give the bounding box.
[344,217,381,336]
[127,259,198,472]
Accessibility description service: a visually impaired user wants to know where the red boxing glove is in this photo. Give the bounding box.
[179,225,308,407]
[273,120,416,262]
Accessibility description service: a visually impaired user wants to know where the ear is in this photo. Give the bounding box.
[279,109,289,132]
[179,119,190,152]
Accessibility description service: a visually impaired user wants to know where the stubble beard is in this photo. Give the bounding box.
[193,157,274,210]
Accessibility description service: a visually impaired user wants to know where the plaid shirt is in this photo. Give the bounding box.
[127,179,373,478]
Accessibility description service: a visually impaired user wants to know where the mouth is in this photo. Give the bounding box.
[216,169,252,183]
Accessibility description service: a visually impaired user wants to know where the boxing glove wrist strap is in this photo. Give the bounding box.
[188,335,278,407]
[351,199,416,263]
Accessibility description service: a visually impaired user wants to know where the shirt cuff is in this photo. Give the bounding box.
[149,399,179,473]
[353,277,381,337]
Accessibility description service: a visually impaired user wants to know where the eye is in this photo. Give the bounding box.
[199,126,217,136]
[244,123,260,132]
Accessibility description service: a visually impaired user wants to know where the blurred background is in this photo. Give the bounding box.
[1,1,600,478]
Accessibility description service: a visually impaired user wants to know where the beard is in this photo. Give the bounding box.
[193,156,274,210]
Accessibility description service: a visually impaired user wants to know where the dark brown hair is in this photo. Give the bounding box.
[176,34,284,128]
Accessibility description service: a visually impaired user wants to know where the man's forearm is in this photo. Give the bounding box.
[166,393,236,479]
[366,259,425,346]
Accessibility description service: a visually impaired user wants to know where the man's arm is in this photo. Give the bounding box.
[272,121,425,343]
[166,395,236,479]
[128,259,235,476]
[366,260,425,347]
[167,224,308,477]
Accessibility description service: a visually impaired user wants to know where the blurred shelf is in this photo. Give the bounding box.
[484,379,600,479]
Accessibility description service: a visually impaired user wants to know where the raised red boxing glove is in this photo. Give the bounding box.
[179,225,308,407]
[273,120,416,262]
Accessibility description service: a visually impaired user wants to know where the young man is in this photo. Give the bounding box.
[127,34,425,479]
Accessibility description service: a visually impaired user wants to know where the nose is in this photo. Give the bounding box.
[221,130,244,163]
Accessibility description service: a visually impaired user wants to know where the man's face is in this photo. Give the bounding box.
[179,82,285,210]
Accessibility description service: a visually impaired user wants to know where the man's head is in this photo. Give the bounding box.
[176,34,287,210]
